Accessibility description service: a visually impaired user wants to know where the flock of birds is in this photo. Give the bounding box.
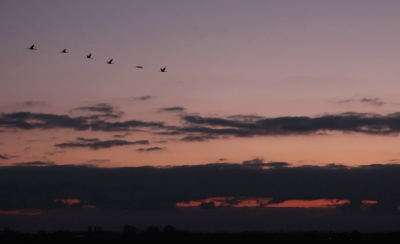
[27,45,167,72]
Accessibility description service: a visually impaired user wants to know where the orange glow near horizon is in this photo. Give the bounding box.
[54,199,81,205]
[0,209,42,216]
[266,199,350,208]
[176,197,354,208]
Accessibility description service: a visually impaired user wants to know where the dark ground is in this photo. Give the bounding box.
[2,225,400,243]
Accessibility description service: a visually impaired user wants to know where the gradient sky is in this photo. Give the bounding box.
[2,0,400,232]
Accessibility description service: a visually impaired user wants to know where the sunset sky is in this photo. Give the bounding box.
[2,0,400,233]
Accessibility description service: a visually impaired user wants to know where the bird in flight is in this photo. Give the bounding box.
[86,53,93,59]
[160,67,167,72]
[135,66,143,68]
[28,45,37,50]
[61,49,69,53]
[107,59,114,64]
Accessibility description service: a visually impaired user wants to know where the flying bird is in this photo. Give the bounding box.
[107,59,114,64]
[61,49,68,53]
[28,45,37,50]
[86,53,93,59]
[135,66,143,68]
[160,67,167,72]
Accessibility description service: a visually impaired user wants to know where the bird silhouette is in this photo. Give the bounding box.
[61,49,68,53]
[160,67,167,72]
[86,53,93,59]
[107,59,114,64]
[28,45,37,50]
[135,66,143,68]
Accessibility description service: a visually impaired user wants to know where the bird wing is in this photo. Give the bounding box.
[30,45,34,49]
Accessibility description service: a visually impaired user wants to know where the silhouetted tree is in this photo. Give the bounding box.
[163,225,176,233]
[123,225,138,236]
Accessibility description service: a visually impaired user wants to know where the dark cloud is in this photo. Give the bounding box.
[227,115,266,122]
[134,96,152,101]
[86,159,110,164]
[18,101,51,107]
[44,150,66,156]
[13,161,54,166]
[73,103,124,119]
[153,140,168,143]
[113,133,132,138]
[336,98,385,107]
[75,103,114,114]
[0,154,9,160]
[0,112,164,132]
[158,107,186,113]
[54,137,149,150]
[179,112,400,136]
[180,135,218,142]
[242,158,290,168]
[136,147,165,152]
[360,98,385,107]
[6,109,400,138]
[336,99,353,104]
[200,201,216,210]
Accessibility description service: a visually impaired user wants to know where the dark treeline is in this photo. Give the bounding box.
[2,225,400,243]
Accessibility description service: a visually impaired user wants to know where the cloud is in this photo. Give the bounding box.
[5,109,400,137]
[134,96,152,101]
[54,137,149,150]
[335,98,385,107]
[73,103,124,119]
[0,154,9,160]
[0,112,164,132]
[158,107,186,113]
[227,115,266,122]
[18,101,51,107]
[180,135,218,142]
[113,133,132,138]
[336,99,353,104]
[13,161,54,166]
[242,158,290,167]
[86,159,110,164]
[179,112,400,136]
[360,98,385,107]
[200,201,216,210]
[136,147,165,152]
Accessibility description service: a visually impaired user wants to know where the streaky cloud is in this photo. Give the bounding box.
[13,161,54,166]
[158,107,186,113]
[54,137,149,150]
[136,147,165,152]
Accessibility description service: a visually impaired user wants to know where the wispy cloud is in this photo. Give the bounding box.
[0,154,9,160]
[158,107,186,113]
[180,135,218,142]
[17,101,51,107]
[242,158,290,167]
[360,98,385,107]
[136,147,165,152]
[54,137,149,150]
[72,103,124,119]
[336,98,385,106]
[134,96,152,101]
[13,161,54,166]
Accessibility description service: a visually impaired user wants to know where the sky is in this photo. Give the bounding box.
[2,0,400,233]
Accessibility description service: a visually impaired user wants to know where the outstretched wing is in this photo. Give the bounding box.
[30,45,34,49]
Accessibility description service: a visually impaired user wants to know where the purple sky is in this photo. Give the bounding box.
[2,0,400,232]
